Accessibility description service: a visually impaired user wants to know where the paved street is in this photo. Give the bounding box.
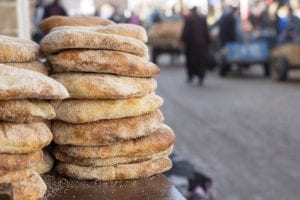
[156,58,300,200]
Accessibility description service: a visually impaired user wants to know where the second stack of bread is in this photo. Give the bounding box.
[40,16,175,181]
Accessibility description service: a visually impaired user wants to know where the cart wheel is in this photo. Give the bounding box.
[263,63,270,77]
[271,56,288,81]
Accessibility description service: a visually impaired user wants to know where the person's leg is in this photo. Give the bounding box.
[185,54,194,82]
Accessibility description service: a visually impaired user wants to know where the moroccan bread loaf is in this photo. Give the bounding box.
[0,168,32,183]
[54,146,173,167]
[40,29,149,59]
[33,151,54,174]
[52,110,164,146]
[48,50,159,77]
[12,172,47,200]
[5,61,48,75]
[0,150,42,172]
[40,15,114,33]
[52,73,157,99]
[51,94,163,123]
[51,23,147,42]
[0,35,39,62]
[0,65,69,100]
[0,122,53,154]
[56,124,175,159]
[56,157,172,181]
[0,99,55,122]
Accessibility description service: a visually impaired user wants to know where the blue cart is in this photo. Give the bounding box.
[219,40,270,76]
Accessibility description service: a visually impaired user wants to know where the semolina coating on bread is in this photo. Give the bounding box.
[48,50,159,77]
[52,110,164,146]
[0,35,39,63]
[51,94,163,123]
[39,15,114,33]
[32,151,54,174]
[40,29,149,59]
[0,122,53,154]
[54,146,173,167]
[56,124,175,159]
[52,73,157,100]
[0,65,69,100]
[56,157,172,181]
[0,99,55,122]
[4,61,48,75]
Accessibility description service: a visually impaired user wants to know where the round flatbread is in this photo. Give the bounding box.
[12,172,47,200]
[51,23,148,42]
[0,35,39,62]
[40,15,114,33]
[0,168,32,183]
[48,50,159,77]
[0,65,69,100]
[40,29,149,59]
[56,157,172,181]
[52,110,164,146]
[52,73,157,99]
[0,151,42,172]
[0,122,53,154]
[33,151,54,174]
[0,100,55,122]
[5,61,48,75]
[51,94,163,123]
[56,124,175,159]
[54,146,173,167]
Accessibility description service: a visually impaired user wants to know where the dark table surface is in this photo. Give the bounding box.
[42,174,185,200]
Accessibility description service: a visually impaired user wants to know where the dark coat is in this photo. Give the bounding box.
[181,13,210,77]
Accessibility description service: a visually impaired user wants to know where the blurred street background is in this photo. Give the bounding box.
[1,0,300,199]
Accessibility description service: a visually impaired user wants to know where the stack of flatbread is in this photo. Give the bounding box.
[39,16,175,181]
[0,34,69,200]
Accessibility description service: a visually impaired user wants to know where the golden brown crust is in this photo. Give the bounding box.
[0,64,69,100]
[0,151,42,172]
[40,15,114,33]
[0,122,53,154]
[54,146,173,167]
[52,73,157,100]
[48,50,159,77]
[51,94,163,123]
[57,124,175,159]
[33,151,54,174]
[56,157,172,181]
[0,35,39,62]
[0,168,32,183]
[12,172,47,200]
[40,29,149,59]
[51,23,147,42]
[52,110,164,146]
[0,99,55,122]
[5,61,48,75]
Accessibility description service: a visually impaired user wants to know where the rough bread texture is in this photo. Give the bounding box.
[57,124,175,159]
[40,15,114,33]
[40,29,149,59]
[0,150,42,172]
[5,61,48,75]
[51,23,148,42]
[0,122,53,154]
[52,110,164,146]
[32,151,54,174]
[51,94,163,123]
[0,35,39,62]
[12,172,47,200]
[0,99,55,122]
[54,146,173,167]
[0,168,32,183]
[56,157,172,181]
[48,50,159,77]
[52,73,157,99]
[0,64,69,100]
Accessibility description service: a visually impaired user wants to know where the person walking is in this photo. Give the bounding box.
[181,7,210,85]
[43,0,67,19]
